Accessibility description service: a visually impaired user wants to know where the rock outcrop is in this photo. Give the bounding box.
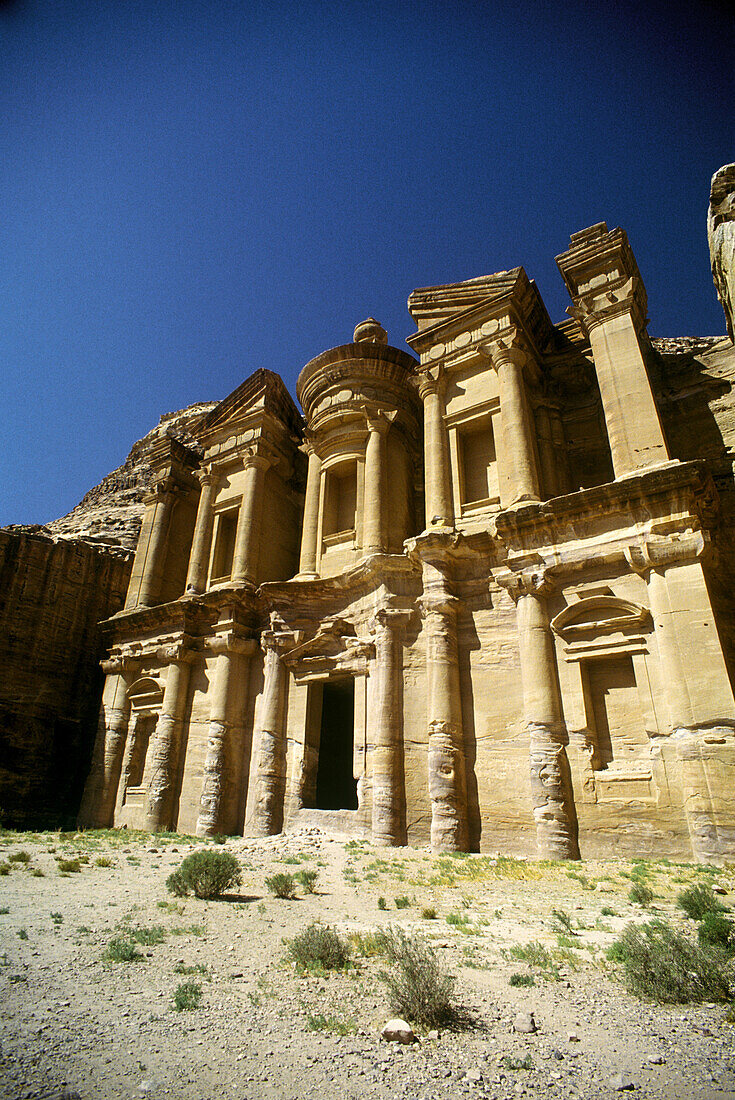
[43,401,217,549]
[708,163,735,342]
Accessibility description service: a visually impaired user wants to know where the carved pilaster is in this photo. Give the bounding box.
[481,332,541,506]
[417,366,454,529]
[497,568,580,860]
[370,607,411,846]
[251,620,295,836]
[145,640,197,832]
[185,466,220,595]
[363,409,396,553]
[231,448,273,583]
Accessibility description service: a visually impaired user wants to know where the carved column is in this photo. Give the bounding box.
[420,580,468,853]
[363,410,396,553]
[251,627,291,836]
[196,635,255,837]
[78,661,134,827]
[145,644,195,832]
[130,479,178,609]
[418,368,454,528]
[487,339,541,506]
[371,608,411,846]
[185,467,219,595]
[231,450,272,583]
[298,441,322,577]
[498,570,580,859]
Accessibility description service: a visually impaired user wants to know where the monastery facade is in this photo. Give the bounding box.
[79,221,735,861]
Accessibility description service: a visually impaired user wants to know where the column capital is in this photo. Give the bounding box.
[100,655,141,677]
[302,429,322,458]
[418,593,460,620]
[567,276,647,337]
[155,637,198,665]
[194,465,221,489]
[142,477,181,506]
[364,408,397,435]
[480,328,530,370]
[371,606,412,634]
[624,529,708,575]
[496,566,554,602]
[416,364,446,401]
[204,632,258,657]
[242,445,274,473]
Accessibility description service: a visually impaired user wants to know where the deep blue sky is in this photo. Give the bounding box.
[1,0,733,526]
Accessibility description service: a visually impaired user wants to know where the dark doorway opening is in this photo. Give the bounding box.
[315,678,357,810]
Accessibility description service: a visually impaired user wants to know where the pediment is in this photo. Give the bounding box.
[551,596,651,640]
[284,618,374,674]
[198,368,303,444]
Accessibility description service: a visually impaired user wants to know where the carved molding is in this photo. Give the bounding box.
[624,529,708,574]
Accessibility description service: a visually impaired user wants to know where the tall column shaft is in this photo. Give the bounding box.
[645,566,695,730]
[494,350,541,505]
[145,655,193,832]
[135,485,176,608]
[499,571,579,860]
[298,447,322,576]
[363,416,392,552]
[371,609,409,845]
[252,639,289,836]
[587,315,669,478]
[423,600,468,852]
[196,648,237,837]
[419,374,453,528]
[78,670,130,827]
[232,455,270,583]
[185,470,218,595]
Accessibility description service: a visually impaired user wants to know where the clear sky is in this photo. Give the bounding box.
[1,0,733,526]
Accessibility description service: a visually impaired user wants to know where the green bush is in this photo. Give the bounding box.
[421,906,437,920]
[287,923,350,971]
[377,896,387,911]
[173,980,202,1010]
[550,909,574,934]
[295,869,319,894]
[166,850,242,899]
[265,872,297,899]
[628,882,654,906]
[509,972,535,987]
[677,883,725,921]
[95,856,114,868]
[394,896,410,910]
[104,936,140,963]
[608,919,731,1003]
[129,925,166,945]
[57,859,81,873]
[8,851,30,864]
[698,911,734,952]
[379,929,456,1028]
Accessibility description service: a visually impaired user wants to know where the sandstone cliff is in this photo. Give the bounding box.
[37,401,218,550]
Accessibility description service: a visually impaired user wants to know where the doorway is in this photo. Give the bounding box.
[315,678,358,810]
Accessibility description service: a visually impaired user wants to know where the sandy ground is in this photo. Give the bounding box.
[0,827,734,1100]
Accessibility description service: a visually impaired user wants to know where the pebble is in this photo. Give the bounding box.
[610,1072,636,1091]
[513,1013,537,1034]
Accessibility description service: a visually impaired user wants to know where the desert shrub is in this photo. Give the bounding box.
[351,929,391,957]
[265,872,297,899]
[609,919,732,1003]
[129,925,166,945]
[17,928,28,940]
[166,850,242,899]
[394,896,410,909]
[550,909,574,934]
[509,972,535,987]
[95,856,114,868]
[698,911,734,952]
[601,906,616,917]
[30,868,44,878]
[296,869,318,894]
[379,929,456,1028]
[677,883,725,921]
[377,896,387,911]
[173,980,202,1010]
[507,942,554,970]
[0,863,10,875]
[173,962,208,975]
[287,923,350,971]
[306,1013,356,1035]
[51,912,63,925]
[104,936,140,963]
[57,859,81,873]
[628,882,654,906]
[501,1054,534,1071]
[8,851,30,863]
[421,907,437,920]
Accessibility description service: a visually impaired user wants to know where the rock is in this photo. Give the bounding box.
[648,1055,665,1065]
[513,1012,537,1034]
[465,1068,483,1083]
[712,883,728,895]
[381,1018,416,1044]
[567,1032,580,1042]
[610,1072,636,1091]
[426,1029,439,1040]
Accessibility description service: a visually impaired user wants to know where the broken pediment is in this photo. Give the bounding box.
[198,368,303,446]
[284,618,375,678]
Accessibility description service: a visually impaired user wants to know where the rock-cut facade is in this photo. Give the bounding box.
[79,219,735,862]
